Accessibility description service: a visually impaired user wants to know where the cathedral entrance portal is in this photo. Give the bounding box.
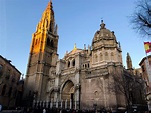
[61,80,74,108]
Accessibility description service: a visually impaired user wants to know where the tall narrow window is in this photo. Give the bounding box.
[72,59,75,67]
[47,38,50,46]
[68,61,70,68]
[1,85,6,96]
[50,40,54,47]
[47,38,54,47]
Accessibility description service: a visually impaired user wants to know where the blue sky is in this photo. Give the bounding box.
[0,0,149,75]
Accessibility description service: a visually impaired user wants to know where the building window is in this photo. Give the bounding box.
[72,59,75,67]
[1,85,6,96]
[68,61,70,68]
[85,64,87,68]
[47,38,54,47]
[47,38,50,46]
[50,40,54,47]
[88,63,90,68]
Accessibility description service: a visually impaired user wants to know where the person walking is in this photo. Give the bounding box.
[0,105,2,112]
[43,108,46,113]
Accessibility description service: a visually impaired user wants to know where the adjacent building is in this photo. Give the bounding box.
[139,55,151,111]
[0,55,21,109]
[24,1,147,111]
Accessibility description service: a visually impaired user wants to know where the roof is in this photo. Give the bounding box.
[0,55,21,75]
[139,55,151,66]
[64,44,83,57]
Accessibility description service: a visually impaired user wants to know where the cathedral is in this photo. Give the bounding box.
[24,1,146,111]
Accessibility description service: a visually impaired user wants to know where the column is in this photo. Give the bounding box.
[65,99,67,109]
[70,99,72,109]
[61,100,63,109]
[36,101,39,107]
[33,100,35,108]
[43,101,45,108]
[56,99,58,108]
[39,101,42,108]
[75,101,76,110]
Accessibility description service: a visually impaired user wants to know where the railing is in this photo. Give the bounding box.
[33,100,80,110]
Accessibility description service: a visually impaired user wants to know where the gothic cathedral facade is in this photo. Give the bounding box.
[24,1,129,110]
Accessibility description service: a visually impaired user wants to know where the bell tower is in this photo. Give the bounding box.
[25,1,59,100]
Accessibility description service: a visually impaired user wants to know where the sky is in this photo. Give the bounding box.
[0,0,150,76]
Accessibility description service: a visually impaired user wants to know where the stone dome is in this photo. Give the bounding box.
[92,20,117,50]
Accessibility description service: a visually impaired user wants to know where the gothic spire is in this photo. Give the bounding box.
[126,52,132,69]
[36,1,55,33]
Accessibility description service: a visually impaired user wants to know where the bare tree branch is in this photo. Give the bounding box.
[131,0,151,36]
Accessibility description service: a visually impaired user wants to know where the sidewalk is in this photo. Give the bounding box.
[0,110,22,113]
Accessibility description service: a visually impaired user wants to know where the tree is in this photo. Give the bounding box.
[131,0,151,36]
[111,70,147,113]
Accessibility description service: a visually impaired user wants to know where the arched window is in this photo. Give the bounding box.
[47,38,54,47]
[105,52,108,60]
[72,59,75,67]
[1,85,6,96]
[85,64,87,68]
[68,61,70,68]
[47,38,50,46]
[88,63,90,68]
[50,40,54,47]
[100,53,103,61]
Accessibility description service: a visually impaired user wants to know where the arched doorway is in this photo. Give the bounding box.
[61,80,74,108]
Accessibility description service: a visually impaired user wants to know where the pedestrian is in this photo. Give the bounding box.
[43,108,46,113]
[0,105,2,111]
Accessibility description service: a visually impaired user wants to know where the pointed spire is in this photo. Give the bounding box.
[84,44,86,50]
[126,52,132,69]
[74,43,77,50]
[36,1,55,33]
[88,45,91,55]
